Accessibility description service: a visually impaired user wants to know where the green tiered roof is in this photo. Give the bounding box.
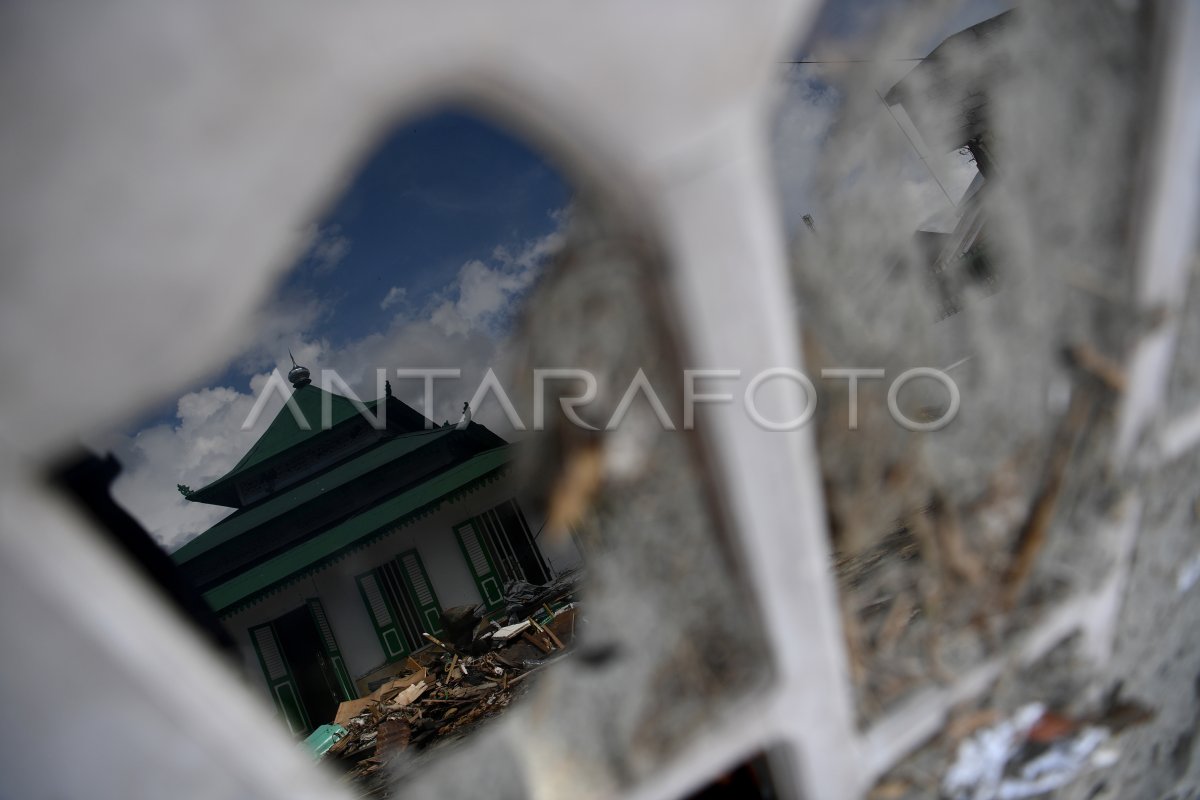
[172,426,458,564]
[187,384,379,507]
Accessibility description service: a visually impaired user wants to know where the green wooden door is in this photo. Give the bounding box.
[454,519,504,609]
[398,549,444,635]
[305,598,357,700]
[355,570,409,662]
[249,622,310,734]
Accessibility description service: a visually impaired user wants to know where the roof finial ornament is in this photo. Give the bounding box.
[385,380,393,398]
[455,401,472,431]
[286,349,311,389]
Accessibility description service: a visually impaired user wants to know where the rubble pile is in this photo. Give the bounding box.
[322,577,580,789]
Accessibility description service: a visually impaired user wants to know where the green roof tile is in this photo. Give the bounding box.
[171,426,457,564]
[189,385,376,505]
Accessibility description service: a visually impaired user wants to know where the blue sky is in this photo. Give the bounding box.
[284,112,570,349]
[131,111,570,432]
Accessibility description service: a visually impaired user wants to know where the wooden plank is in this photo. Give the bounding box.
[375,719,411,762]
[521,630,551,654]
[421,632,458,654]
[371,667,428,701]
[533,619,564,650]
[387,680,428,709]
[334,696,378,727]
[492,620,532,641]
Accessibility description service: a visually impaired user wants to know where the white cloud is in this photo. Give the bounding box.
[303,223,352,275]
[108,381,285,550]
[429,259,523,336]
[109,218,566,549]
[380,286,407,310]
[427,225,563,338]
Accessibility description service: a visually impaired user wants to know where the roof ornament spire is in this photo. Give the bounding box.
[287,349,311,389]
[455,401,472,431]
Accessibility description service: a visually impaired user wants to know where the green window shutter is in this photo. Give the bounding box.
[306,597,357,701]
[397,549,444,635]
[454,519,504,609]
[248,623,310,734]
[355,570,408,662]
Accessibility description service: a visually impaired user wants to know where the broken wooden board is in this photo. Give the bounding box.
[492,620,532,641]
[372,667,428,702]
[520,630,552,654]
[334,696,378,727]
[532,619,564,650]
[387,680,429,710]
[375,719,411,762]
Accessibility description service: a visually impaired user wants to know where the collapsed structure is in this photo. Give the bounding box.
[319,580,580,790]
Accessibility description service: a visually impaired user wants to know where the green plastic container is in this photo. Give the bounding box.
[302,723,348,760]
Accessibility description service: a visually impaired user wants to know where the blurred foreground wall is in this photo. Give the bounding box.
[1,2,1199,799]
